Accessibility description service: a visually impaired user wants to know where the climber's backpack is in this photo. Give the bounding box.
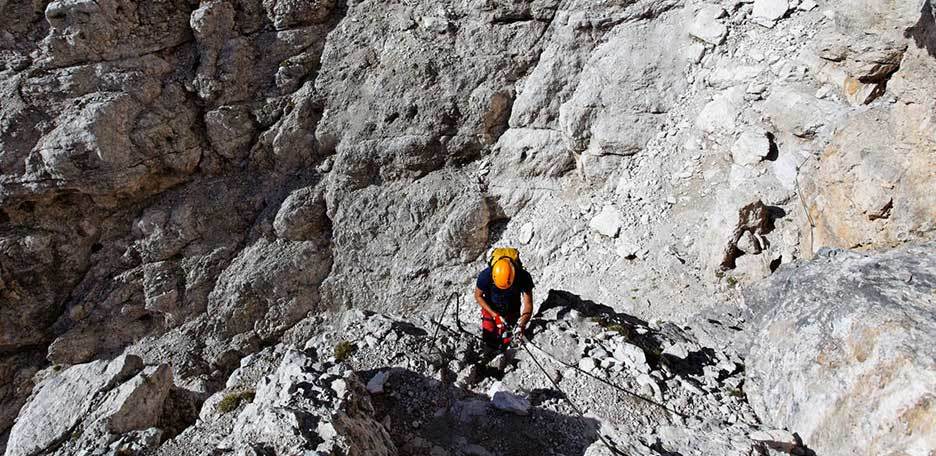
[489,247,521,268]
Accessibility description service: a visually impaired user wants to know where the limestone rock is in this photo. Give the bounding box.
[721,200,773,270]
[613,344,650,374]
[589,205,623,238]
[752,0,789,23]
[273,186,331,242]
[696,87,745,135]
[222,349,396,455]
[744,243,936,456]
[730,129,771,166]
[763,87,843,139]
[204,105,256,161]
[688,6,728,46]
[799,109,935,254]
[578,357,598,372]
[91,364,173,434]
[5,355,144,456]
[0,0,935,452]
[207,238,332,340]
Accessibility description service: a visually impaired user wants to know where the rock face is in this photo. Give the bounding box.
[744,243,936,456]
[796,0,936,255]
[5,354,180,456]
[1,0,935,452]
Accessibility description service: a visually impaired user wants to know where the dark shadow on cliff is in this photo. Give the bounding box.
[906,0,936,57]
[358,367,602,456]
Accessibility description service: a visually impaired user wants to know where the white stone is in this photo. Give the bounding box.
[749,429,797,443]
[615,237,641,259]
[578,357,597,372]
[663,342,691,359]
[590,347,609,359]
[796,0,817,11]
[518,222,534,244]
[688,6,728,45]
[685,41,706,64]
[5,355,144,456]
[753,0,789,22]
[613,344,650,373]
[696,87,745,134]
[730,129,771,165]
[636,373,663,401]
[589,205,622,238]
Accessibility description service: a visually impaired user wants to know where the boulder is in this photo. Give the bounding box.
[578,357,598,372]
[5,355,144,456]
[488,382,530,416]
[518,222,535,245]
[720,200,773,270]
[589,205,623,238]
[90,364,173,434]
[752,0,789,23]
[730,129,771,166]
[366,370,389,394]
[273,186,331,242]
[688,5,728,46]
[744,243,936,456]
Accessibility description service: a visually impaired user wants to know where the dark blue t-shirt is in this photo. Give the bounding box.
[476,266,534,315]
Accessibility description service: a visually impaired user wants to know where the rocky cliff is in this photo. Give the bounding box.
[1,0,934,454]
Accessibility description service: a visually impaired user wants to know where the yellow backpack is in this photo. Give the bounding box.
[489,247,520,267]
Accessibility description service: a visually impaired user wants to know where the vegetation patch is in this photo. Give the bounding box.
[727,387,746,399]
[217,390,256,414]
[591,317,631,339]
[726,276,738,289]
[334,340,356,362]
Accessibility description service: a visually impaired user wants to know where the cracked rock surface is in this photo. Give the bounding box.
[1,0,935,455]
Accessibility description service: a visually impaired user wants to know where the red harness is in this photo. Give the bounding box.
[481,309,513,346]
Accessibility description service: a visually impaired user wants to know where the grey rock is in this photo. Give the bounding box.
[90,364,173,434]
[223,349,396,455]
[745,243,936,456]
[366,370,389,394]
[206,238,332,340]
[5,355,144,456]
[0,0,934,452]
[273,186,330,242]
[613,344,650,374]
[488,382,530,416]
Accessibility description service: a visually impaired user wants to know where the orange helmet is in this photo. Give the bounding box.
[492,257,515,290]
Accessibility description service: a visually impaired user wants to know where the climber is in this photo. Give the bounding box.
[474,247,534,351]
